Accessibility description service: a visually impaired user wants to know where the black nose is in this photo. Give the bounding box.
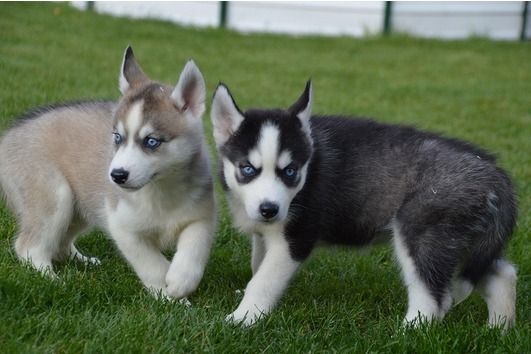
[259,201,279,219]
[110,168,129,184]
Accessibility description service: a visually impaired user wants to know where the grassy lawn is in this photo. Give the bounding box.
[0,2,529,353]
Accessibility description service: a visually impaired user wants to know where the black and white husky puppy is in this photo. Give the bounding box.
[211,80,517,329]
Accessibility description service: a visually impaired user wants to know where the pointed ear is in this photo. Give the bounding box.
[171,60,206,118]
[119,46,150,94]
[211,83,245,148]
[288,80,313,140]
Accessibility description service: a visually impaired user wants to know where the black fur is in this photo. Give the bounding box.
[221,111,516,306]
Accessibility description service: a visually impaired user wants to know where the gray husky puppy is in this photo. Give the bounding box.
[0,47,216,300]
[211,80,517,329]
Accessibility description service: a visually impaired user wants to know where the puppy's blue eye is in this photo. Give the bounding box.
[241,165,256,177]
[145,137,161,149]
[113,133,122,145]
[284,167,297,178]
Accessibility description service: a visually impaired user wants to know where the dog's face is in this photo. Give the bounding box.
[211,82,313,224]
[109,47,206,190]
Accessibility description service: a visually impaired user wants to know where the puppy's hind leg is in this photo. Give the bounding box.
[476,259,517,331]
[68,244,101,265]
[392,220,462,326]
[392,229,440,326]
[14,181,76,276]
[15,228,55,276]
[58,216,101,266]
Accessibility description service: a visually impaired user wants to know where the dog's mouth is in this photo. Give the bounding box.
[119,184,143,191]
[115,173,159,191]
[259,216,279,223]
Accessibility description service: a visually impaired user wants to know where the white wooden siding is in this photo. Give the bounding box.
[70,1,529,41]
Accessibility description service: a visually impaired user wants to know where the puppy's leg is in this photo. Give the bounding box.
[109,226,170,297]
[227,232,301,326]
[15,229,55,276]
[14,181,75,276]
[57,216,100,265]
[251,233,266,275]
[165,218,215,299]
[392,230,442,326]
[476,259,517,331]
[68,244,101,265]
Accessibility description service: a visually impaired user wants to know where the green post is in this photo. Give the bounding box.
[220,1,228,29]
[383,1,392,36]
[521,1,529,41]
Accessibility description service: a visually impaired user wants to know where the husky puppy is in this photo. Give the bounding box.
[0,46,216,300]
[211,80,517,329]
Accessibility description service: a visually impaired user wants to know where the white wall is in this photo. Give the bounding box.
[227,2,384,37]
[70,1,529,41]
[392,2,526,40]
[71,1,220,27]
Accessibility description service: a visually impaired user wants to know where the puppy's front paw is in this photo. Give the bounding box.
[225,311,249,326]
[151,288,191,306]
[165,269,201,300]
[225,308,263,326]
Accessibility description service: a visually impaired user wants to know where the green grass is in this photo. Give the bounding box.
[0,2,529,353]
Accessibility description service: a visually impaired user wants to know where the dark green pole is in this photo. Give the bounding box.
[521,1,529,41]
[220,1,228,29]
[383,1,393,36]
